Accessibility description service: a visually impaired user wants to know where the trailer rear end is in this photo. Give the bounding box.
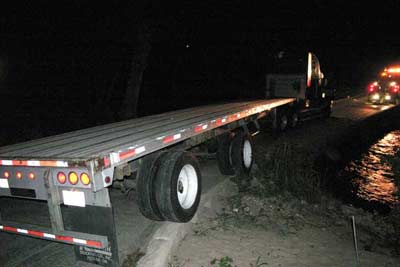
[0,98,295,266]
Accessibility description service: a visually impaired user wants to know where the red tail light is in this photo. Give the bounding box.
[368,82,378,92]
[57,172,67,184]
[390,82,399,93]
[28,172,36,180]
[3,171,10,178]
[16,172,23,179]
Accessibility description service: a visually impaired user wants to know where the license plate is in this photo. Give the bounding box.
[62,190,86,207]
[0,178,9,188]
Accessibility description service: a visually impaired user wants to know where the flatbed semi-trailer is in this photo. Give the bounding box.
[0,98,294,267]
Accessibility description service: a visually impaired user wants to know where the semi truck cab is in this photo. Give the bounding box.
[266,52,334,121]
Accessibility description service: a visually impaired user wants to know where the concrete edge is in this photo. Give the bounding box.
[137,178,231,267]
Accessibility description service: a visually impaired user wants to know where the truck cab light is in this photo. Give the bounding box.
[68,172,78,185]
[57,172,66,184]
[28,172,35,180]
[80,173,91,185]
[3,171,10,178]
[16,172,22,179]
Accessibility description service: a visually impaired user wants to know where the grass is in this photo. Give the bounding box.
[210,256,234,267]
[121,249,145,267]
[254,141,324,203]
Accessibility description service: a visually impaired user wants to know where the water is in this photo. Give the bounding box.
[339,130,400,212]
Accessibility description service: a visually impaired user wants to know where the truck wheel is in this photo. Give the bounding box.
[230,131,253,188]
[278,113,288,131]
[154,151,202,222]
[216,133,235,175]
[289,112,299,128]
[323,105,332,118]
[136,153,165,221]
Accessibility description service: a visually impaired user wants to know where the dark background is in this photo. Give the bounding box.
[0,1,399,145]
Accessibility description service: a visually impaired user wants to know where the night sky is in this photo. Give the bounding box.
[0,1,399,144]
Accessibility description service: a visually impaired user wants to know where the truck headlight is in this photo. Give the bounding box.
[372,93,380,100]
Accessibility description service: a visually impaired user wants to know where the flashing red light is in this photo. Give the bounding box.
[3,171,10,178]
[57,172,67,184]
[391,84,399,93]
[16,172,22,179]
[28,172,36,180]
[368,83,378,92]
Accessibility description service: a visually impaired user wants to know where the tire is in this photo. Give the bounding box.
[323,105,332,118]
[279,113,288,131]
[136,153,165,221]
[230,131,253,188]
[216,133,235,175]
[154,151,202,222]
[289,112,299,128]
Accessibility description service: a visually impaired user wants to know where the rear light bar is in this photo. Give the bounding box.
[56,171,91,186]
[1,169,91,186]
[0,224,103,248]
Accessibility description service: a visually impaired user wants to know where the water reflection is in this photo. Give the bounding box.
[345,130,400,206]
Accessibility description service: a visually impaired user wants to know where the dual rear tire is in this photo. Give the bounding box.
[216,130,254,188]
[137,151,201,223]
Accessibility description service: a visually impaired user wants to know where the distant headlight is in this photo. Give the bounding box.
[385,94,391,100]
[372,93,380,100]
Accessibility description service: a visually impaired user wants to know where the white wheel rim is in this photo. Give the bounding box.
[177,164,198,209]
[243,139,252,169]
[280,115,288,130]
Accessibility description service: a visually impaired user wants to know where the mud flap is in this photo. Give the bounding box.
[61,205,119,267]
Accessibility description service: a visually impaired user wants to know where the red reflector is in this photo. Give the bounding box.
[28,172,35,180]
[163,135,175,143]
[3,171,10,178]
[3,226,17,232]
[87,240,103,248]
[28,230,44,237]
[57,172,66,184]
[16,172,22,179]
[56,235,73,242]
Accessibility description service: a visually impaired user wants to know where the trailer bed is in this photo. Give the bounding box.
[0,98,293,167]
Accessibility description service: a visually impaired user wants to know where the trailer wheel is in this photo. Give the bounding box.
[216,133,235,175]
[136,153,165,221]
[154,151,201,222]
[231,131,253,180]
